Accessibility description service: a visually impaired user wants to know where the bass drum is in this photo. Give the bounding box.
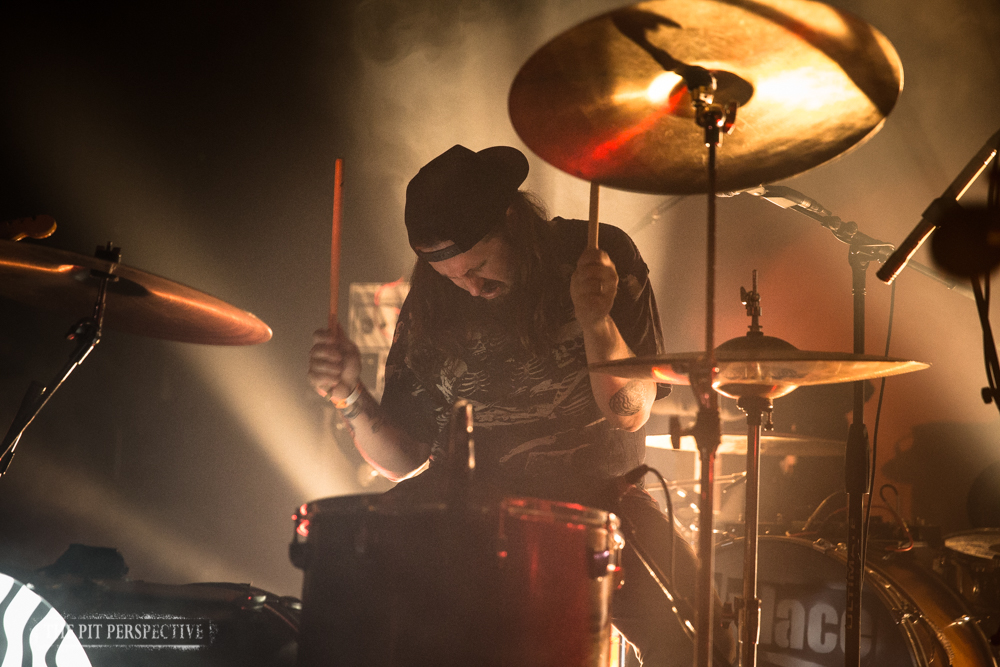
[714,537,997,667]
[290,494,623,667]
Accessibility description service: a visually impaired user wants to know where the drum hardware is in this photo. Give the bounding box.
[0,239,272,344]
[710,271,781,667]
[0,214,57,242]
[445,399,476,501]
[593,273,928,667]
[937,529,1000,632]
[508,1,903,196]
[0,242,118,478]
[714,536,998,667]
[290,494,623,666]
[292,403,623,666]
[0,238,272,477]
[724,185,975,298]
[510,2,907,665]
[727,147,1000,667]
[589,349,925,389]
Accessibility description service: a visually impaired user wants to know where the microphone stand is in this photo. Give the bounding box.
[0,243,120,476]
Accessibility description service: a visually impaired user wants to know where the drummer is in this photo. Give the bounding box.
[308,144,724,666]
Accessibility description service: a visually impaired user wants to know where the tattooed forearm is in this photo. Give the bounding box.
[609,380,645,416]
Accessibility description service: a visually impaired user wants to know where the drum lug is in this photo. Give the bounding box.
[495,534,509,568]
[589,548,614,579]
[720,600,738,626]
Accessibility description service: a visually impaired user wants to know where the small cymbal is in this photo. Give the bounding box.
[509,0,902,194]
[0,240,272,345]
[591,349,927,393]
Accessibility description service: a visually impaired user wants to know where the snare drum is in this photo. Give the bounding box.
[714,537,996,667]
[290,494,623,667]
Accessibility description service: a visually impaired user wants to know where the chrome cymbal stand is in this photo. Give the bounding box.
[687,70,737,667]
[0,243,120,477]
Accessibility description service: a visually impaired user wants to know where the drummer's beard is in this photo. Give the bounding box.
[462,273,524,329]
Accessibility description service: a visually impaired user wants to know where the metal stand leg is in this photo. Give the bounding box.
[735,396,771,667]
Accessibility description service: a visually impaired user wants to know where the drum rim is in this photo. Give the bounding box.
[301,493,615,527]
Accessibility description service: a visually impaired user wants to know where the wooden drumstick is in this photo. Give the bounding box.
[330,158,344,332]
[588,182,600,249]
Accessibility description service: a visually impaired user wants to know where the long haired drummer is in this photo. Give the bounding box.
[307,144,730,667]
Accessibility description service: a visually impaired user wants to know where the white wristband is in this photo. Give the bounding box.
[328,383,362,410]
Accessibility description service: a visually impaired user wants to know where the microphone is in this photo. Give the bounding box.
[877,127,1000,284]
[724,185,833,217]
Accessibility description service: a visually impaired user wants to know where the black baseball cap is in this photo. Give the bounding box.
[404,145,529,262]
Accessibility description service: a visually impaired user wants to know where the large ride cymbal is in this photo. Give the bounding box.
[0,240,272,345]
[509,0,903,194]
[591,349,927,396]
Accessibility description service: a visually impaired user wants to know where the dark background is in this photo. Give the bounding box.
[0,0,998,598]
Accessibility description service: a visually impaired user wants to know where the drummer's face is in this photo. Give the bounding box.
[421,233,515,300]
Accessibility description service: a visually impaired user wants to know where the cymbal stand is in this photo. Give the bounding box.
[730,273,774,667]
[688,73,737,667]
[734,393,771,667]
[844,242,880,667]
[0,243,120,477]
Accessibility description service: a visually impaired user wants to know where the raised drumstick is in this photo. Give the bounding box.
[330,158,344,331]
[588,182,600,249]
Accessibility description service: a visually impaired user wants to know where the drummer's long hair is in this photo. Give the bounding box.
[403,191,570,378]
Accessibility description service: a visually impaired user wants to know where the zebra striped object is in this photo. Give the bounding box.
[0,573,91,667]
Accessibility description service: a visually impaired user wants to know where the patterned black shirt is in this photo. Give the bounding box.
[381,218,666,502]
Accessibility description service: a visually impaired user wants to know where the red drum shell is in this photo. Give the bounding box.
[290,494,622,667]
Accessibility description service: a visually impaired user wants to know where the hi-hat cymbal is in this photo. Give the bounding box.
[647,433,844,457]
[0,240,272,345]
[509,0,902,194]
[591,349,927,393]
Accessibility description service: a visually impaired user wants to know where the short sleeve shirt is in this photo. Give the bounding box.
[381,218,665,501]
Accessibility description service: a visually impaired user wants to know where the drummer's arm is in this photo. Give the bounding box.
[309,326,431,481]
[572,248,657,431]
[334,387,431,481]
[582,320,656,431]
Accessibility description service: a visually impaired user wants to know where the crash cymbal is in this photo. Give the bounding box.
[591,349,927,393]
[509,0,902,194]
[0,240,272,345]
